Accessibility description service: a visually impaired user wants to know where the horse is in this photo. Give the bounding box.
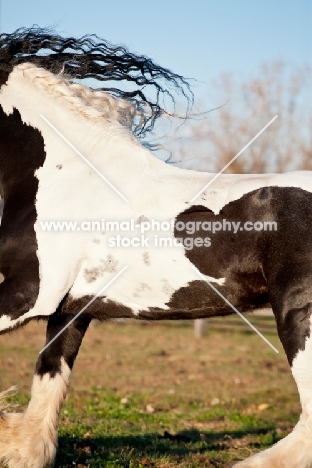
[0,27,311,468]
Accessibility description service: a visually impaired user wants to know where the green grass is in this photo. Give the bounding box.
[0,315,300,467]
[55,388,293,468]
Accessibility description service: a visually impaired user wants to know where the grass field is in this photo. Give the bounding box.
[0,315,299,468]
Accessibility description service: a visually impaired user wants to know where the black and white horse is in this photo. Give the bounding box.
[0,27,311,468]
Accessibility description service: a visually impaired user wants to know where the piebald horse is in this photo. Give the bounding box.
[0,28,311,468]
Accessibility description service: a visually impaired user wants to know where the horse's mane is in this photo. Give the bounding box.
[12,63,147,134]
[0,27,193,144]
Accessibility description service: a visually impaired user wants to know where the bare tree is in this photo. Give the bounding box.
[174,62,312,174]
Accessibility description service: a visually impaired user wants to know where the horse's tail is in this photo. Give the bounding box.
[0,26,193,139]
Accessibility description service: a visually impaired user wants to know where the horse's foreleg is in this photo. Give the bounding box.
[234,295,312,468]
[0,311,91,468]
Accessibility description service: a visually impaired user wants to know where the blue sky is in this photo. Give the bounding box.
[1,0,311,100]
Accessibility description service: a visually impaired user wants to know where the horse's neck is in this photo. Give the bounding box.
[0,66,144,179]
[0,65,214,211]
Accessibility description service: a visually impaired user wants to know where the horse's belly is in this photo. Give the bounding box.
[67,227,268,319]
[69,237,209,314]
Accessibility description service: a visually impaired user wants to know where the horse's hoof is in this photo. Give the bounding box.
[232,423,312,468]
[0,412,56,468]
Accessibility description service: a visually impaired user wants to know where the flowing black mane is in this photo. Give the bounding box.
[0,27,193,140]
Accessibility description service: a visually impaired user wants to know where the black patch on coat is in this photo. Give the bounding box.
[36,300,91,378]
[36,293,134,377]
[62,295,134,321]
[0,70,9,88]
[0,105,45,319]
[164,186,312,366]
[258,186,270,200]
[263,187,312,365]
[37,294,134,376]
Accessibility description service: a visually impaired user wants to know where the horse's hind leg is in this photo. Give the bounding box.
[0,310,91,468]
[234,274,312,468]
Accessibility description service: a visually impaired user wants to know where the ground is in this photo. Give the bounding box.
[0,314,299,468]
